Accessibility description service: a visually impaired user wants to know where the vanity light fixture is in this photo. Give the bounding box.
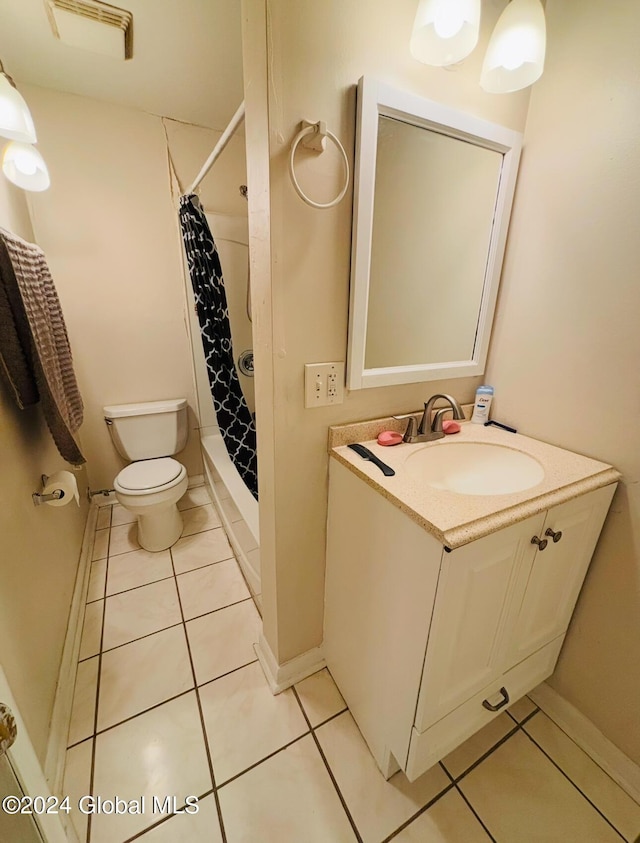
[480,0,546,93]
[410,0,547,93]
[2,142,51,192]
[410,0,481,67]
[0,61,36,144]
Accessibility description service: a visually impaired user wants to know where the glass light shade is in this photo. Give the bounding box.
[410,0,481,67]
[2,142,50,192]
[0,74,36,143]
[481,0,546,93]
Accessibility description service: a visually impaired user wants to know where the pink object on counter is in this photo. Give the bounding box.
[377,431,404,446]
[442,420,461,434]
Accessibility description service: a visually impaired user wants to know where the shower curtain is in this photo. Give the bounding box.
[179,194,258,499]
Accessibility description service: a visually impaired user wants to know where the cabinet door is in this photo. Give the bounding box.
[507,484,616,666]
[414,513,543,732]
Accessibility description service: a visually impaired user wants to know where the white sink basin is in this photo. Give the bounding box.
[405,442,545,496]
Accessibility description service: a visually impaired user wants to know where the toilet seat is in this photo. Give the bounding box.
[115,458,186,496]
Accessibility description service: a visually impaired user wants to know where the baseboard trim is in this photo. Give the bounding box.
[255,634,325,695]
[44,504,97,795]
[530,682,640,804]
[188,474,205,488]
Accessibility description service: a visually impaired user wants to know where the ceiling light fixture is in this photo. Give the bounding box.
[2,142,51,192]
[0,61,37,144]
[481,0,546,93]
[410,0,481,67]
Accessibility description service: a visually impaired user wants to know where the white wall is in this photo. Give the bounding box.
[485,0,640,764]
[244,0,531,664]
[0,176,88,763]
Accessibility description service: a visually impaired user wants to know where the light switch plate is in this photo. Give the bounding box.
[304,362,345,407]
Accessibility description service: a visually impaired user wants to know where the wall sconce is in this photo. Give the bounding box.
[481,0,546,93]
[411,0,546,94]
[0,61,36,144]
[410,0,481,67]
[2,142,50,192]
[0,59,50,192]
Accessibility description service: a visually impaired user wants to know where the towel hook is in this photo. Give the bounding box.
[289,120,350,210]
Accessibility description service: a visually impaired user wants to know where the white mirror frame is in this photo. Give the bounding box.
[347,76,522,390]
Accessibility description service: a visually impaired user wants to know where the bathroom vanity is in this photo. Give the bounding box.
[324,421,619,781]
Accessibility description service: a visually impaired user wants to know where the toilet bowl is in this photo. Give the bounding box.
[104,399,190,552]
[113,457,188,552]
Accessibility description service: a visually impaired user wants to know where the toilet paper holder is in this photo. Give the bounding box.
[32,475,65,507]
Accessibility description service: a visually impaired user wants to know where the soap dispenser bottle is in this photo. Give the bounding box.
[471,385,494,424]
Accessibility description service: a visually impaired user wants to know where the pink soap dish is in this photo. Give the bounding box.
[442,420,461,434]
[377,431,404,446]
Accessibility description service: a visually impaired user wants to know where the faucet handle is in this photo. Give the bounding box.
[393,415,418,443]
[432,407,452,432]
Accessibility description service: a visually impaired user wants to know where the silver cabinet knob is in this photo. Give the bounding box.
[531,535,548,550]
[545,528,563,543]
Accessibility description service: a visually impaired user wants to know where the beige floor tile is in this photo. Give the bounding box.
[109,521,141,556]
[172,528,234,575]
[295,668,346,727]
[508,695,538,723]
[62,739,92,843]
[220,497,243,523]
[178,559,250,620]
[68,657,98,746]
[102,578,181,650]
[200,661,308,784]
[394,788,491,842]
[135,794,222,842]
[79,600,104,660]
[181,504,222,537]
[524,713,640,841]
[218,734,357,842]
[87,559,107,603]
[459,730,622,842]
[187,600,261,685]
[92,693,211,843]
[106,547,173,596]
[98,626,193,731]
[442,713,515,779]
[178,485,212,512]
[92,528,110,560]
[111,503,136,526]
[96,505,112,530]
[316,712,450,843]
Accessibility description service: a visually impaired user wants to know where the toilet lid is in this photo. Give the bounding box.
[118,458,183,491]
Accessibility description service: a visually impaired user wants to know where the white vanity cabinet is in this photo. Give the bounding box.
[324,459,617,783]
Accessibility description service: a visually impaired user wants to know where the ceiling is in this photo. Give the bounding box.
[0,0,244,130]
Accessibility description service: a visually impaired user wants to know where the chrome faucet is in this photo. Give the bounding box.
[396,394,465,443]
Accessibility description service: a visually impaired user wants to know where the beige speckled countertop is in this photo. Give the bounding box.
[329,419,620,549]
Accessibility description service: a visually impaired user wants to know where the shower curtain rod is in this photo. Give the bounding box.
[187,101,246,195]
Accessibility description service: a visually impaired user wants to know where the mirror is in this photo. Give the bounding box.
[347,77,522,389]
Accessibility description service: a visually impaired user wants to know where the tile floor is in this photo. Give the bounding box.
[62,488,640,843]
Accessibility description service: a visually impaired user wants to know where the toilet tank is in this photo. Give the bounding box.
[103,399,188,461]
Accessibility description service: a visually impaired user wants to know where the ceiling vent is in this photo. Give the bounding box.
[45,0,134,61]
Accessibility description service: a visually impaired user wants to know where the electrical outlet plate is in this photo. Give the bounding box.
[304,362,345,408]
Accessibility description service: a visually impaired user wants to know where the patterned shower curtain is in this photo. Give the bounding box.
[179,194,258,499]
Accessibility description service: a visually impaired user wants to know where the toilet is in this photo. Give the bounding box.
[103,399,189,552]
